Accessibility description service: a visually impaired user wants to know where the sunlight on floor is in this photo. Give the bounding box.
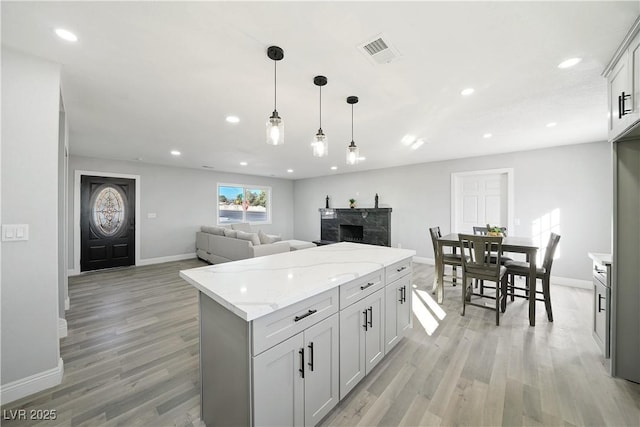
[412,287,447,336]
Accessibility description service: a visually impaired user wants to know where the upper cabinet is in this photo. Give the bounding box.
[604,16,640,141]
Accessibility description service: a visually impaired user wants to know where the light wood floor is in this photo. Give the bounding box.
[2,261,639,426]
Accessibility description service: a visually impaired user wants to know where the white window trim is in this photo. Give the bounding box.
[217,182,272,225]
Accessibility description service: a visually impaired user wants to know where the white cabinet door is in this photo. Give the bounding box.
[304,313,339,427]
[253,333,304,427]
[398,278,412,338]
[385,280,400,352]
[608,51,632,140]
[364,290,385,373]
[339,298,367,399]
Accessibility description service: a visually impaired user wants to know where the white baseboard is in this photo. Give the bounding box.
[67,268,79,277]
[58,318,67,339]
[412,256,434,265]
[137,253,196,266]
[65,297,70,311]
[68,253,196,276]
[551,276,591,289]
[0,358,64,405]
[411,258,590,289]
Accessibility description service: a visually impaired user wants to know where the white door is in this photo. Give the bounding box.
[304,313,339,427]
[253,333,305,427]
[453,171,510,234]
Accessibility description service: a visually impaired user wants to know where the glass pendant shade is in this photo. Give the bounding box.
[346,141,359,165]
[312,129,328,157]
[266,111,284,146]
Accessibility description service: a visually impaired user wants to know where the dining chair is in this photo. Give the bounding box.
[429,226,463,286]
[471,226,512,293]
[458,233,508,325]
[502,233,561,322]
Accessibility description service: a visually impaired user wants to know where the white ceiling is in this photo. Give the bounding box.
[2,1,639,179]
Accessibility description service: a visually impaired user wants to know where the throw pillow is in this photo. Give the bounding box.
[236,230,261,246]
[258,230,281,244]
[202,225,226,236]
[223,228,238,238]
[231,223,252,233]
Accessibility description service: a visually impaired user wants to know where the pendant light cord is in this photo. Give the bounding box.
[274,61,277,111]
[319,86,322,129]
[351,104,354,141]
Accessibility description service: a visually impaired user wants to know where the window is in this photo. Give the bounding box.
[217,183,271,225]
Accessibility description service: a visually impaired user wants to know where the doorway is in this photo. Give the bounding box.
[451,168,514,234]
[73,171,141,274]
[80,175,135,271]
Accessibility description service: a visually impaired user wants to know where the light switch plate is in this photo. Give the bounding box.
[147,213,157,219]
[2,224,29,241]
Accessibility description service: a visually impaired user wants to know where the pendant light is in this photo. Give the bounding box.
[346,96,360,165]
[266,46,284,146]
[311,75,328,157]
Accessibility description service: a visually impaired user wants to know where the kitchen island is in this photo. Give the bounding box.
[180,242,416,426]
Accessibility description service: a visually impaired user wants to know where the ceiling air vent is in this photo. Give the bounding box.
[358,34,401,65]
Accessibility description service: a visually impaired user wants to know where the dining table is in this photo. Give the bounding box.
[432,233,540,326]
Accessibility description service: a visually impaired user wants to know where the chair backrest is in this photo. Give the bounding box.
[429,226,442,257]
[458,233,503,279]
[542,233,561,275]
[473,226,507,236]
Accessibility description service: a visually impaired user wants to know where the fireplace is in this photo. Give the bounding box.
[339,224,364,242]
[318,208,392,246]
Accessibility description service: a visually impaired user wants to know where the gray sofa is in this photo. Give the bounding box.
[196,223,290,264]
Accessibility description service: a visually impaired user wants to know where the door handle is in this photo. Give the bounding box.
[363,310,368,331]
[598,294,605,313]
[398,287,404,303]
[367,306,373,328]
[402,285,407,303]
[299,348,305,378]
[308,342,314,372]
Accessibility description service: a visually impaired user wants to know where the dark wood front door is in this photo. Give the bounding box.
[81,175,135,272]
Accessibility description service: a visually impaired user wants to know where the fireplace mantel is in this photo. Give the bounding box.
[318,208,392,246]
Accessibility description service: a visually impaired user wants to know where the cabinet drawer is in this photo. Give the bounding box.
[385,258,412,284]
[339,269,384,309]
[252,288,339,356]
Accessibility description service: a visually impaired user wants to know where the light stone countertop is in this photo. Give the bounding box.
[588,252,612,266]
[180,242,416,321]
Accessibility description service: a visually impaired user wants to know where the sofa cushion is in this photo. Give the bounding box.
[223,228,238,238]
[258,229,281,244]
[236,230,260,246]
[231,223,253,232]
[201,225,226,236]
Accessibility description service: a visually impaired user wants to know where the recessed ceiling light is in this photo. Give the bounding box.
[330,166,338,170]
[170,150,181,156]
[483,133,492,139]
[240,161,248,166]
[287,169,293,173]
[226,115,240,123]
[401,135,416,146]
[54,28,78,42]
[558,58,582,69]
[410,139,425,150]
[460,88,475,96]
[357,156,366,161]
[546,122,557,128]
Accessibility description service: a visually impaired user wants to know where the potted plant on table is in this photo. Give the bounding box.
[349,198,356,208]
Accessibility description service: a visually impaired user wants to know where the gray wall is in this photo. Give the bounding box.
[1,48,61,384]
[293,142,612,281]
[68,156,295,268]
